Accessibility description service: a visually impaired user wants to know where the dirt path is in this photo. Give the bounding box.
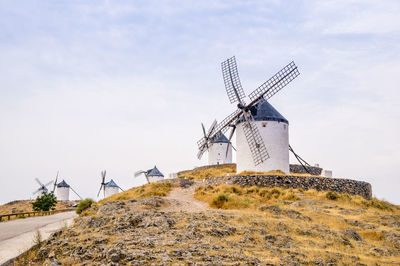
[163,183,209,212]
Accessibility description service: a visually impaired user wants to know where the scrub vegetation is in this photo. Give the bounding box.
[99,182,172,204]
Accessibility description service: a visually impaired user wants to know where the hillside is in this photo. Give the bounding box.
[17,178,400,265]
[0,200,77,216]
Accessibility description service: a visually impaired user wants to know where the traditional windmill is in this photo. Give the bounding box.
[32,178,53,197]
[134,166,164,183]
[55,180,83,201]
[197,56,302,174]
[197,120,233,165]
[97,170,124,198]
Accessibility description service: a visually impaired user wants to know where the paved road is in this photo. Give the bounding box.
[0,211,77,264]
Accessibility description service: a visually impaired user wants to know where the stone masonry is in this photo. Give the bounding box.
[204,175,372,199]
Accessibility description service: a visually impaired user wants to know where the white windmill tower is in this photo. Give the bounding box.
[32,178,53,198]
[134,166,164,183]
[197,56,302,174]
[97,170,124,198]
[50,171,82,201]
[197,121,233,165]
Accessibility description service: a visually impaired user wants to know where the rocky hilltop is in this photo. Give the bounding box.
[16,177,400,265]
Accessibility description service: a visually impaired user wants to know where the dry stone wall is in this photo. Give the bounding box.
[289,164,322,176]
[204,175,372,199]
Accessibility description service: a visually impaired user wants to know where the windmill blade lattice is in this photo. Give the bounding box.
[52,171,59,193]
[248,61,299,102]
[35,178,44,187]
[196,119,218,159]
[222,56,246,104]
[242,117,269,165]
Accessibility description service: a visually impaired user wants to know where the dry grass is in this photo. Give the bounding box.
[0,200,76,216]
[178,164,321,181]
[98,182,172,204]
[178,164,236,180]
[195,185,301,209]
[195,184,399,213]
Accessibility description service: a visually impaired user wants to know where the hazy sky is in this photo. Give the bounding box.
[1,0,399,204]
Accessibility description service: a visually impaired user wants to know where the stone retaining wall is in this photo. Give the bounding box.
[289,164,322,176]
[204,175,372,199]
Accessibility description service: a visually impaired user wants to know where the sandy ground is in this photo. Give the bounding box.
[163,183,209,212]
[0,211,77,264]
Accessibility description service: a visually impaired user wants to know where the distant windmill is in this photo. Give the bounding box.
[32,178,53,197]
[56,179,83,201]
[97,170,124,198]
[134,166,164,183]
[197,120,234,165]
[197,56,302,173]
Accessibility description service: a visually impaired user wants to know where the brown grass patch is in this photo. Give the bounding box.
[178,164,236,180]
[195,185,301,209]
[99,182,172,204]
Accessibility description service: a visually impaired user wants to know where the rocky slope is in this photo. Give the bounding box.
[18,183,400,265]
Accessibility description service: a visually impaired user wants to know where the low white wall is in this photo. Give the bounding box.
[236,120,289,174]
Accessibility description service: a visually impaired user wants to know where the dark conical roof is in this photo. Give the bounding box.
[147,166,164,177]
[211,132,229,143]
[105,179,119,188]
[237,98,288,124]
[57,180,70,188]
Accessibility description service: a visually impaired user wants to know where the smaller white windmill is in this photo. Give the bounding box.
[32,178,53,197]
[134,166,164,183]
[197,120,234,165]
[97,170,124,198]
[54,178,83,201]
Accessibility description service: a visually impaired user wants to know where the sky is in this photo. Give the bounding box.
[0,0,399,204]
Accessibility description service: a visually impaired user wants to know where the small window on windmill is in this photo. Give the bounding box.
[262,122,267,128]
[283,124,287,130]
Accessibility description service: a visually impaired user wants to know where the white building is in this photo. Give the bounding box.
[236,98,289,174]
[56,180,70,201]
[146,166,164,183]
[104,179,120,197]
[208,133,232,165]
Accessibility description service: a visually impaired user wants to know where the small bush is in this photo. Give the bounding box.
[33,230,42,247]
[271,188,281,198]
[32,191,57,211]
[76,198,94,214]
[17,214,26,219]
[283,192,300,201]
[326,191,339,200]
[362,198,393,211]
[212,193,229,208]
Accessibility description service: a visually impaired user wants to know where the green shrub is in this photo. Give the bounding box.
[76,198,94,214]
[32,191,57,211]
[212,193,229,208]
[326,191,339,200]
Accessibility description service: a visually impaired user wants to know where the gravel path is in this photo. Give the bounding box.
[163,183,209,212]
